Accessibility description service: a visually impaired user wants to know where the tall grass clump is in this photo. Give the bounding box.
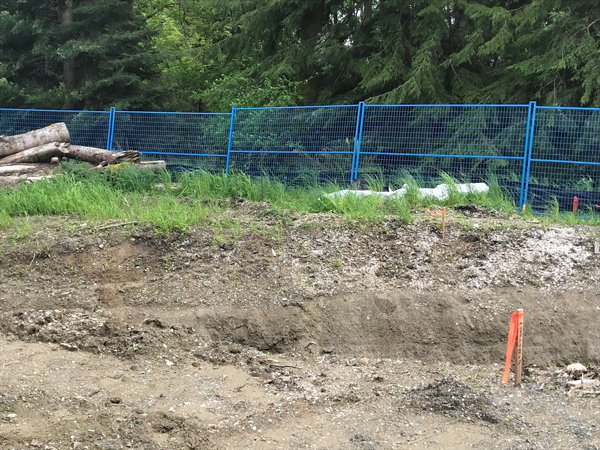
[0,209,15,230]
[420,171,515,212]
[398,171,422,207]
[178,171,288,203]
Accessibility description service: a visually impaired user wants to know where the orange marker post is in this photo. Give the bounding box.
[442,207,446,240]
[515,309,524,387]
[502,309,525,386]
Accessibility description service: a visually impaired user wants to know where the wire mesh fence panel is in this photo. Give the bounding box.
[526,107,600,214]
[0,108,111,148]
[355,105,531,204]
[230,105,360,186]
[112,111,231,173]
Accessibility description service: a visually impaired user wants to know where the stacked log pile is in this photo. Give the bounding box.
[0,122,166,187]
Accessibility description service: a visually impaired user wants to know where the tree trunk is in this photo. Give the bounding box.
[0,142,68,165]
[299,0,325,43]
[298,0,326,104]
[0,123,70,158]
[0,139,148,167]
[58,0,76,92]
[0,176,27,188]
[65,145,118,165]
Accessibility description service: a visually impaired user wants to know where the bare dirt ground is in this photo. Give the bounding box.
[1,201,600,449]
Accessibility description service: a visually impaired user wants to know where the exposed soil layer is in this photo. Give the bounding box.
[1,203,599,449]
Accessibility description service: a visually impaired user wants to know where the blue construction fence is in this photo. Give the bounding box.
[1,102,600,214]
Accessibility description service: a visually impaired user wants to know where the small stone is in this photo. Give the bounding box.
[322,346,334,354]
[191,362,200,367]
[104,440,121,450]
[358,357,370,366]
[109,397,122,404]
[60,342,78,351]
[7,413,17,419]
[567,363,587,374]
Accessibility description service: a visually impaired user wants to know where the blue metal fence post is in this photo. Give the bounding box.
[107,107,116,151]
[225,106,236,175]
[350,103,363,181]
[352,102,366,181]
[522,101,537,211]
[518,101,535,211]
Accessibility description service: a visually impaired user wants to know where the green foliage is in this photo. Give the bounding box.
[2,1,599,109]
[0,0,168,110]
[0,165,514,232]
[202,75,303,112]
[3,168,597,233]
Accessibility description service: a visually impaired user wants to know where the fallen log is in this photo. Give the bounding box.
[0,174,53,188]
[66,145,118,165]
[0,142,141,166]
[0,163,55,176]
[92,160,167,172]
[0,142,68,165]
[0,123,70,158]
[0,176,25,188]
[118,150,142,164]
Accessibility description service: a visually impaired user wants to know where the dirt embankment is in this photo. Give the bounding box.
[0,202,599,366]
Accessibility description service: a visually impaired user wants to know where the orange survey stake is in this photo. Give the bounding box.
[502,309,524,385]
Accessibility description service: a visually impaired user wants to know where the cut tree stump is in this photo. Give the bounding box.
[0,123,70,158]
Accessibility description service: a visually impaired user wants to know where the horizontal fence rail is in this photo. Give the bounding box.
[1,102,600,216]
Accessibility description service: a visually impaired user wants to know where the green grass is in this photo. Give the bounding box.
[0,168,212,233]
[0,164,594,233]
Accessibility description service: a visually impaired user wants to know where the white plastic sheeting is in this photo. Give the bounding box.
[325,183,489,202]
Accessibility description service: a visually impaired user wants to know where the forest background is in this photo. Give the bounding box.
[0,0,598,112]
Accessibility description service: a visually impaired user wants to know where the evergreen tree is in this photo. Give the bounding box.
[180,0,600,107]
[0,0,167,110]
[202,0,498,105]
[452,0,600,106]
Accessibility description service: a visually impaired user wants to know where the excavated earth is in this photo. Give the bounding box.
[1,200,600,449]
